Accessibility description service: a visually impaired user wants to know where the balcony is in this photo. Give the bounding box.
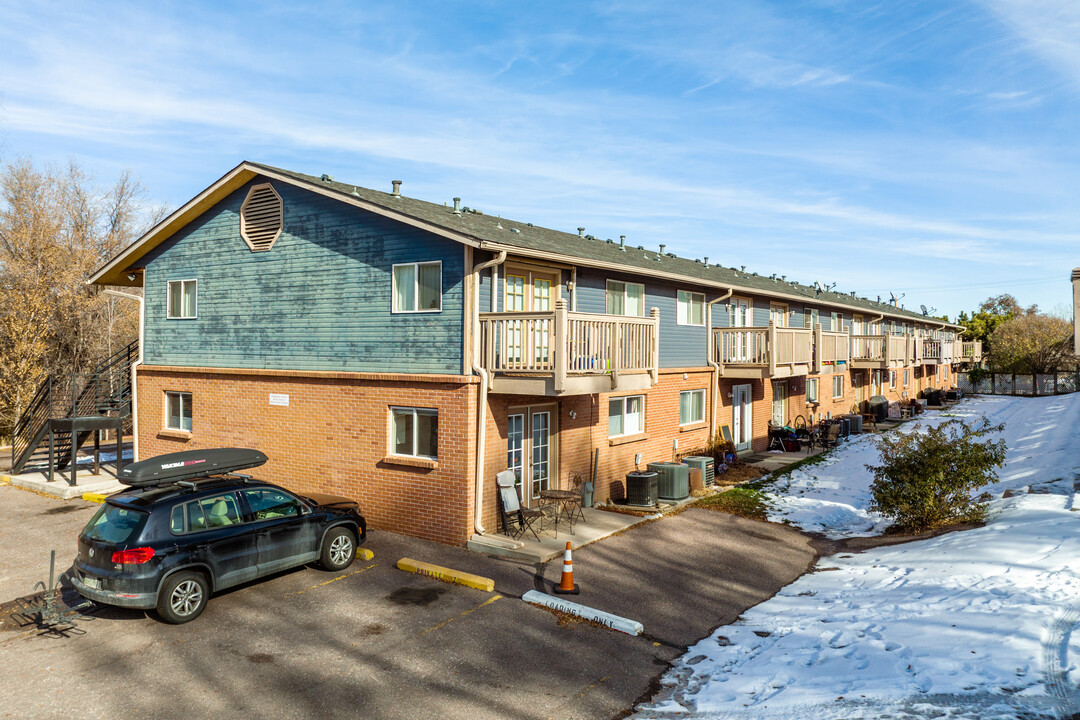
[850,333,916,369]
[957,340,983,363]
[920,339,942,365]
[478,300,659,396]
[712,323,812,379]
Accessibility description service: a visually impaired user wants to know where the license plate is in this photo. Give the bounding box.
[82,576,101,590]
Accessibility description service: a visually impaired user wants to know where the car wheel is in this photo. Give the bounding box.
[156,571,210,624]
[319,527,356,571]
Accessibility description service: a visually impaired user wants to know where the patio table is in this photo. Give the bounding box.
[539,489,582,536]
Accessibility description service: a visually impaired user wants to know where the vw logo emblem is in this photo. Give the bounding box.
[89,548,95,558]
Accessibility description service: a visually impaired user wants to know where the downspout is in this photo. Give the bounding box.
[470,250,507,535]
[103,289,144,462]
[707,289,733,438]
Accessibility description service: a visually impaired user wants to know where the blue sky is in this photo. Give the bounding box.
[1,0,1077,319]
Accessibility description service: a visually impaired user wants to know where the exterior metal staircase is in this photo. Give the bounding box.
[10,340,138,475]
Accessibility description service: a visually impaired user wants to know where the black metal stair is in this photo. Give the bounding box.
[11,341,138,476]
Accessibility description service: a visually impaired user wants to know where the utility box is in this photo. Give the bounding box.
[647,461,691,500]
[682,456,715,487]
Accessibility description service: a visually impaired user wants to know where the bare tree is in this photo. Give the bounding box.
[0,157,151,437]
[989,314,1074,374]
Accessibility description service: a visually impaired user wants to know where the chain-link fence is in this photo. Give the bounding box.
[957,372,1080,396]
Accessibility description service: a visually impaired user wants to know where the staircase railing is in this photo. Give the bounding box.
[10,340,138,474]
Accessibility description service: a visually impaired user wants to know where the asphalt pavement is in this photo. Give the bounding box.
[0,485,816,719]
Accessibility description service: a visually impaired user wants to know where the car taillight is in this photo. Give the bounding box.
[111,547,155,564]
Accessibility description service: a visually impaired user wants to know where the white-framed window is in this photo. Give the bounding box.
[832,375,844,399]
[166,280,197,319]
[605,280,645,316]
[830,312,841,332]
[608,395,644,437]
[392,261,442,313]
[166,391,192,432]
[391,407,438,458]
[889,370,897,389]
[769,303,788,327]
[903,369,910,386]
[677,290,704,326]
[804,308,819,330]
[806,378,818,403]
[679,389,705,425]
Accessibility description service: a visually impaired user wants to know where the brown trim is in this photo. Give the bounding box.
[139,365,478,384]
[658,367,712,375]
[679,421,709,433]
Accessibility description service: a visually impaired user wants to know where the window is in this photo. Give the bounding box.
[769,303,788,327]
[392,261,442,313]
[807,378,818,403]
[889,370,897,389]
[804,308,819,330]
[391,407,438,458]
[166,280,197,319]
[904,369,910,386]
[832,375,844,399]
[507,414,524,487]
[608,395,644,437]
[830,312,841,332]
[679,389,705,425]
[175,493,243,533]
[243,488,302,521]
[677,290,704,326]
[606,280,645,316]
[166,391,192,432]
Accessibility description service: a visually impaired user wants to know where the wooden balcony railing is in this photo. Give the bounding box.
[921,339,942,363]
[850,333,916,367]
[816,329,850,369]
[478,300,659,393]
[958,341,982,361]
[713,323,812,378]
[851,334,885,362]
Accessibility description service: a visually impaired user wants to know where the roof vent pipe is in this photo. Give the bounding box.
[578,227,585,237]
[391,180,402,196]
[658,244,666,257]
[620,235,626,251]
[453,197,462,214]
[703,256,709,268]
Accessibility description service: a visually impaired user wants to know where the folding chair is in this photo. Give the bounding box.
[496,470,545,541]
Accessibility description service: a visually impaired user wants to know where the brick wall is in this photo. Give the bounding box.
[136,367,478,546]
[480,368,715,526]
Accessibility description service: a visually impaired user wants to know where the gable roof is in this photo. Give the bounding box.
[90,161,961,329]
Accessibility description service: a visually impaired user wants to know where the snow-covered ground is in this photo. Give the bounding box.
[634,394,1080,720]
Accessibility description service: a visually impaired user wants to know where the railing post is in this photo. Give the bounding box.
[767,321,776,377]
[884,333,892,366]
[649,307,660,385]
[848,323,855,361]
[554,299,567,393]
[814,322,823,374]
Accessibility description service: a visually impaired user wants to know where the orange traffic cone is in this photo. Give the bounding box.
[553,541,580,595]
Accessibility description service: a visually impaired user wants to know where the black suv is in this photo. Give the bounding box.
[71,448,366,624]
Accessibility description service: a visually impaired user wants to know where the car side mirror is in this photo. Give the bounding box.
[300,504,312,516]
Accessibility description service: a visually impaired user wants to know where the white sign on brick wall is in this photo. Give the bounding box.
[269,393,290,407]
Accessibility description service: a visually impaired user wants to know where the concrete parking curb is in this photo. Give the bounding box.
[396,557,495,592]
[0,475,10,486]
[356,548,374,560]
[82,492,109,503]
[522,590,644,636]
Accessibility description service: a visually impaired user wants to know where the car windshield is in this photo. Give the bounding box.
[83,503,150,544]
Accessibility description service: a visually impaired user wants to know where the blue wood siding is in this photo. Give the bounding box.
[141,178,465,373]
[573,270,708,368]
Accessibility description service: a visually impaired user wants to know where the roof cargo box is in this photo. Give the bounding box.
[118,448,268,487]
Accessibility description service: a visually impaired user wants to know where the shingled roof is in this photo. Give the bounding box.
[90,160,958,329]
[255,163,956,328]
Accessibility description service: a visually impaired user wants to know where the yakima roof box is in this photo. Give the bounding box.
[118,448,269,487]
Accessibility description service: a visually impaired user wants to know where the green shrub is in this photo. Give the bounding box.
[866,417,1006,532]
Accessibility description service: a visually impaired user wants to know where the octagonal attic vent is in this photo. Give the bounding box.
[240,183,283,252]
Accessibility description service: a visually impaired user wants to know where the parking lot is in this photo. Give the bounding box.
[0,484,816,719]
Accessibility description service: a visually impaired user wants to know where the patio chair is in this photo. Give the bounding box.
[496,470,544,542]
[822,422,841,449]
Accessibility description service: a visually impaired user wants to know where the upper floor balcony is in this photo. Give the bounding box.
[478,299,660,396]
[850,333,916,369]
[712,323,850,379]
[957,340,983,363]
